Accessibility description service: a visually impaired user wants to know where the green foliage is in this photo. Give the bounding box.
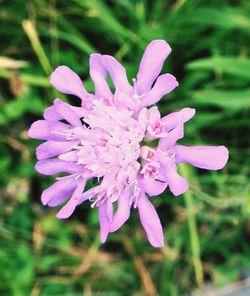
[0,0,249,295]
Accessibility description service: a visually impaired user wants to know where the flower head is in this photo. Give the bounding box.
[28,40,229,247]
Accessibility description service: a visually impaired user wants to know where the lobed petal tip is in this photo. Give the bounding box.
[56,204,76,219]
[182,107,196,122]
[90,53,102,60]
[217,145,229,169]
[53,98,61,104]
[168,172,189,196]
[100,228,109,243]
[100,55,118,69]
[28,120,43,139]
[56,212,68,219]
[152,240,164,248]
[50,65,68,82]
[51,65,69,73]
[162,73,179,87]
[149,39,172,52]
[27,126,33,139]
[100,237,108,243]
[49,65,89,99]
[34,161,42,174]
[101,55,113,63]
[41,193,48,206]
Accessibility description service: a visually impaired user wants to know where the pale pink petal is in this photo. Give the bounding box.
[138,192,164,248]
[137,108,147,135]
[56,180,86,219]
[114,89,136,109]
[50,66,89,100]
[99,200,113,243]
[147,106,161,122]
[58,150,78,162]
[71,106,89,118]
[44,105,89,121]
[162,164,188,196]
[101,55,132,93]
[140,74,178,107]
[35,159,84,175]
[54,98,82,126]
[36,140,78,160]
[109,188,132,232]
[44,106,62,121]
[77,185,101,205]
[175,145,229,170]
[41,177,77,206]
[158,124,184,149]
[89,53,113,98]
[162,108,196,131]
[140,177,168,196]
[28,120,71,141]
[136,40,171,94]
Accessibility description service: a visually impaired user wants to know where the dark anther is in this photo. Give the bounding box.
[80,117,90,128]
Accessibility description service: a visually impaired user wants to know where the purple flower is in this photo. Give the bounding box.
[28,40,229,247]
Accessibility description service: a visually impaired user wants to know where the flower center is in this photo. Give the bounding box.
[61,100,144,190]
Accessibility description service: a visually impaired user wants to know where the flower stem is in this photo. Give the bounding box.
[179,164,204,287]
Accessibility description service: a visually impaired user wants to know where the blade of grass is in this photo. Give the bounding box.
[179,164,204,287]
[190,89,250,111]
[0,57,28,69]
[190,186,245,208]
[75,0,144,47]
[187,56,250,79]
[0,69,49,87]
[22,20,52,75]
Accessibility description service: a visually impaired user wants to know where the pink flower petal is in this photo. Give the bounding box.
[147,106,161,122]
[50,66,89,100]
[136,40,171,94]
[41,177,77,206]
[99,200,113,243]
[114,89,136,109]
[138,192,164,248]
[71,106,90,118]
[140,177,168,196]
[36,140,78,160]
[44,105,89,121]
[162,164,188,196]
[77,185,101,206]
[28,120,71,141]
[58,150,78,162]
[158,124,184,149]
[162,107,196,131]
[109,187,132,232]
[89,53,113,98]
[101,55,132,93]
[43,106,62,121]
[35,159,84,175]
[56,180,87,219]
[175,145,229,170]
[140,74,178,107]
[54,98,82,126]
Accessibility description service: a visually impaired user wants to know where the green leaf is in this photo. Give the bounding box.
[190,89,250,110]
[187,57,250,80]
[182,7,250,31]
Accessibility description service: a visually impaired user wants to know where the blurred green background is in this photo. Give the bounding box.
[0,0,250,295]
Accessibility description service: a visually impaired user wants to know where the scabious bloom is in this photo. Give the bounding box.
[28,40,228,247]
